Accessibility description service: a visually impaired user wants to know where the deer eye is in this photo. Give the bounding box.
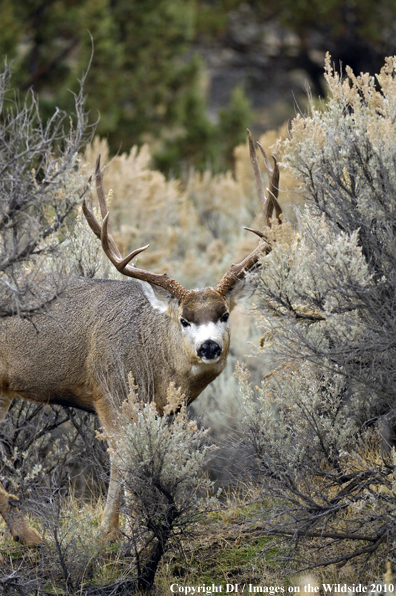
[220,312,229,323]
[180,318,190,328]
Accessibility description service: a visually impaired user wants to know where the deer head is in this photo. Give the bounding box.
[83,130,282,365]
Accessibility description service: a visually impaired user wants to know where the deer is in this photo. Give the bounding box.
[0,131,282,546]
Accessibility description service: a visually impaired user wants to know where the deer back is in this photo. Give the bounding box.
[0,277,231,414]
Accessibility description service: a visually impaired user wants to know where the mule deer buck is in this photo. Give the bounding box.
[0,131,282,546]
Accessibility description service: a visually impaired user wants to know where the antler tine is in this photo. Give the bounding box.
[256,142,282,225]
[247,129,267,217]
[82,187,102,240]
[243,226,265,239]
[95,155,109,220]
[101,213,150,271]
[83,155,191,303]
[92,156,123,260]
[82,155,120,257]
[256,140,273,175]
[215,131,283,297]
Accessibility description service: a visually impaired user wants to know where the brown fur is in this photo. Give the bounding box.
[0,277,240,544]
[180,290,228,325]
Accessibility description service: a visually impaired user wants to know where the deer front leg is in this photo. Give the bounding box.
[0,394,42,546]
[94,396,124,542]
[100,456,123,542]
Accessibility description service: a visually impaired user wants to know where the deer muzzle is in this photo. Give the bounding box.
[197,340,222,360]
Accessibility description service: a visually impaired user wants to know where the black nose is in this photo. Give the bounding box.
[197,340,222,360]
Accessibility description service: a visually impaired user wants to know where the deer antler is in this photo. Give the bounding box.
[84,132,281,303]
[83,156,191,302]
[215,129,282,297]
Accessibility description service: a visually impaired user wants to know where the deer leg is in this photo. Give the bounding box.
[99,455,123,542]
[0,394,42,546]
[94,397,124,542]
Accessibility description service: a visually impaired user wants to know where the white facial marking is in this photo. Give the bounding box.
[193,321,223,347]
[182,319,229,363]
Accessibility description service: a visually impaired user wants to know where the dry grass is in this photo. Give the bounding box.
[1,483,393,594]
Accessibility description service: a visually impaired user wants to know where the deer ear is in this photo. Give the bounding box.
[138,280,179,314]
[224,276,256,311]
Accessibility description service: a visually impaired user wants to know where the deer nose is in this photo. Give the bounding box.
[197,340,222,360]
